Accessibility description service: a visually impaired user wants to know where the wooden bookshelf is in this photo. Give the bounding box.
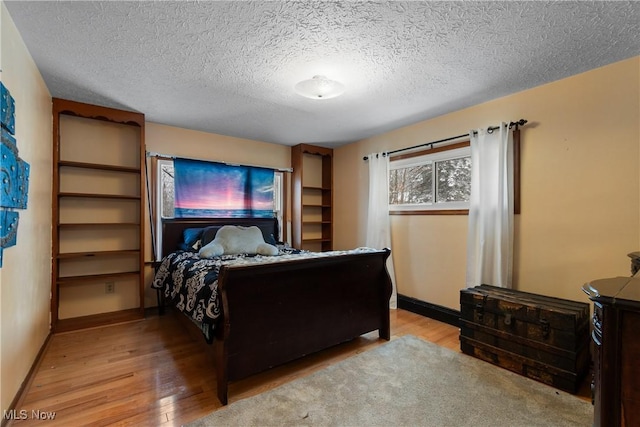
[51,98,145,332]
[291,144,333,251]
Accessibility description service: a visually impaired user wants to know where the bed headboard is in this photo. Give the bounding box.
[160,217,279,259]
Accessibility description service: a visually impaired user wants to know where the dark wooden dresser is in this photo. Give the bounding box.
[583,276,640,427]
[627,252,640,275]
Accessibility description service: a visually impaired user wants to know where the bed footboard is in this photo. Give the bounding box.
[214,248,392,405]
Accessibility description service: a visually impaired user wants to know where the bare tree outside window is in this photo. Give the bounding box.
[389,164,433,205]
[436,157,471,202]
[161,163,175,218]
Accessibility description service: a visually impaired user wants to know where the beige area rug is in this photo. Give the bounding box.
[187,335,592,427]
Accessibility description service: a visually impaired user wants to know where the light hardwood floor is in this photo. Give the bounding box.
[8,309,587,426]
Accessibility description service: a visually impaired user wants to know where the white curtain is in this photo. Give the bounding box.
[465,124,514,288]
[366,153,397,308]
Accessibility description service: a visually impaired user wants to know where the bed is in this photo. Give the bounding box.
[152,217,393,405]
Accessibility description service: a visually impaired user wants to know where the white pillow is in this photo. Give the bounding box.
[198,225,278,258]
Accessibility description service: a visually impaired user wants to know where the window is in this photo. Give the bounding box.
[159,159,174,219]
[154,158,284,258]
[389,142,471,214]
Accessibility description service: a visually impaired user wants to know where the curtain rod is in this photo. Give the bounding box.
[363,119,527,161]
[146,151,293,173]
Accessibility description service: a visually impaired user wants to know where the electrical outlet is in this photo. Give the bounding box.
[105,282,115,294]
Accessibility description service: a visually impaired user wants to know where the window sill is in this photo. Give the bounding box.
[390,209,469,216]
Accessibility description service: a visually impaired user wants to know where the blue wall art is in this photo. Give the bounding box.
[1,82,30,267]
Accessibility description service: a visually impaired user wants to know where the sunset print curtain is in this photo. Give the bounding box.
[173,158,275,218]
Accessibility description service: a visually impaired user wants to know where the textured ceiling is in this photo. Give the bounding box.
[4,1,640,148]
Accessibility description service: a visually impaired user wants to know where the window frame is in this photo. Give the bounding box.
[389,141,471,215]
[388,129,521,216]
[153,157,285,259]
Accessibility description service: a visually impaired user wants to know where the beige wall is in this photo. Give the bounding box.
[142,123,291,307]
[1,2,53,413]
[146,123,291,171]
[335,56,640,310]
[2,0,637,409]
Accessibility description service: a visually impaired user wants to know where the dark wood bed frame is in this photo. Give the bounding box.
[159,217,393,405]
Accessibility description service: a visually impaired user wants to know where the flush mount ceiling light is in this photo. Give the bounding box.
[294,75,345,99]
